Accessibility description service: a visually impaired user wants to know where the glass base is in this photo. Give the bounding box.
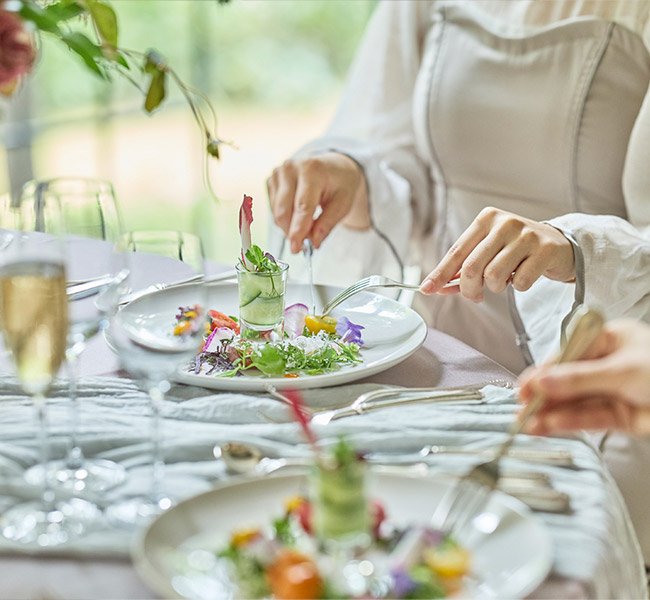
[25,458,126,494]
[105,495,174,529]
[1,498,100,546]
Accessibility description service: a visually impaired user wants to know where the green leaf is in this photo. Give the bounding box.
[206,138,221,159]
[61,31,105,77]
[114,53,129,69]
[251,345,285,376]
[144,71,166,113]
[45,2,85,22]
[86,0,118,49]
[144,50,167,75]
[17,2,62,34]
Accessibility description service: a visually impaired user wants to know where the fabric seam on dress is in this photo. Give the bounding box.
[569,22,614,213]
[427,8,450,245]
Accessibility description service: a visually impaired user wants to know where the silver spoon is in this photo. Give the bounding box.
[216,442,551,485]
[215,442,309,476]
[216,442,569,512]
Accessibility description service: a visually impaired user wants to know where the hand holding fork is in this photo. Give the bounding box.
[431,308,605,537]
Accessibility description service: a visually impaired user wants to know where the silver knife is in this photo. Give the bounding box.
[67,274,117,301]
[119,269,237,306]
[365,445,575,467]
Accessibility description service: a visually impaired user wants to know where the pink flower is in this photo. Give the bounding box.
[0,5,35,96]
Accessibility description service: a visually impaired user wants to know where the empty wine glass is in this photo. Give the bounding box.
[0,203,100,546]
[105,230,207,527]
[20,178,127,494]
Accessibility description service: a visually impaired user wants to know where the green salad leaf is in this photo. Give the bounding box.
[244,244,281,273]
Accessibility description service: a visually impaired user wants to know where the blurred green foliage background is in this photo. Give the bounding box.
[1,0,376,263]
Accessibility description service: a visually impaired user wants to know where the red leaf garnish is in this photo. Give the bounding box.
[239,194,254,268]
[283,389,319,453]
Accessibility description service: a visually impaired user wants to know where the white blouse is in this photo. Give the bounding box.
[295,0,650,374]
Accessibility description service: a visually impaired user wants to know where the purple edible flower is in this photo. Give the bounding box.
[391,569,417,598]
[335,317,364,345]
[422,526,445,547]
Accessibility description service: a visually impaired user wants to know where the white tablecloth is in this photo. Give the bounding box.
[0,376,645,599]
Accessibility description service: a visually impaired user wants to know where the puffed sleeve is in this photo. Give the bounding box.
[515,76,650,363]
[274,1,435,285]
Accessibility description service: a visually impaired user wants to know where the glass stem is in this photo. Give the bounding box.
[148,382,166,504]
[34,393,55,511]
[65,349,84,470]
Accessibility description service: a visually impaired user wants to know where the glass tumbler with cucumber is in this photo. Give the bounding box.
[237,195,289,338]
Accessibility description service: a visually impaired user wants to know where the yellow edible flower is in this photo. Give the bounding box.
[305,315,337,334]
[424,544,470,579]
[284,495,306,513]
[230,527,261,547]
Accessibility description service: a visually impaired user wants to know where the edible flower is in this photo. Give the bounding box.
[284,303,308,338]
[230,527,262,548]
[335,316,364,345]
[203,326,236,353]
[391,569,417,598]
[239,194,254,269]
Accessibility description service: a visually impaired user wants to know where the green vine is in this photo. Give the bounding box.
[6,0,230,198]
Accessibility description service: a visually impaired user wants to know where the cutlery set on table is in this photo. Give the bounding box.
[214,383,579,516]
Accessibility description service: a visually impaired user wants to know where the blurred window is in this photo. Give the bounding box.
[0,0,375,263]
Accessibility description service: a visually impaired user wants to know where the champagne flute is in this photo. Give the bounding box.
[20,178,127,494]
[105,230,207,527]
[0,210,99,545]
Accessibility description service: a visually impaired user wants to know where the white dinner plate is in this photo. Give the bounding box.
[133,468,553,599]
[116,281,427,392]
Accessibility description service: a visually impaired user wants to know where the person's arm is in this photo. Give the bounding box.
[267,1,435,279]
[518,319,650,435]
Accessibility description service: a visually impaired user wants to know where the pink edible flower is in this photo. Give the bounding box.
[0,5,35,97]
[284,303,308,339]
[283,389,320,455]
[239,194,254,269]
[203,326,235,353]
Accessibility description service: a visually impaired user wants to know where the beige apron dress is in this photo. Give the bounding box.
[412,4,650,374]
[411,4,650,563]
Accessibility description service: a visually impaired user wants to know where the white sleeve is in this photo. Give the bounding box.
[284,1,435,284]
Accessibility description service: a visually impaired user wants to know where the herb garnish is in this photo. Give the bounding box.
[241,244,281,274]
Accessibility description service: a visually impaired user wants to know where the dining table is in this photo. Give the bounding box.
[0,233,646,600]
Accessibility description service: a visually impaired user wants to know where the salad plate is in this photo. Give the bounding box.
[115,281,427,392]
[133,468,553,599]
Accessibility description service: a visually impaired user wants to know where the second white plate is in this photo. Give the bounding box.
[133,468,553,599]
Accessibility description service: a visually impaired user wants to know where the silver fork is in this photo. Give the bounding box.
[310,384,495,426]
[431,307,604,537]
[321,274,460,316]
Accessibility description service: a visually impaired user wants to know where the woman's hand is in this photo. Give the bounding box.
[267,152,369,254]
[518,320,650,435]
[419,207,575,302]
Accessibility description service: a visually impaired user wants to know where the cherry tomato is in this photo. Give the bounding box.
[266,550,323,600]
[304,315,337,334]
[208,310,240,334]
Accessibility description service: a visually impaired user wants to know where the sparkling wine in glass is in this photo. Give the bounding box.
[20,178,127,494]
[0,230,99,545]
[105,230,207,527]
